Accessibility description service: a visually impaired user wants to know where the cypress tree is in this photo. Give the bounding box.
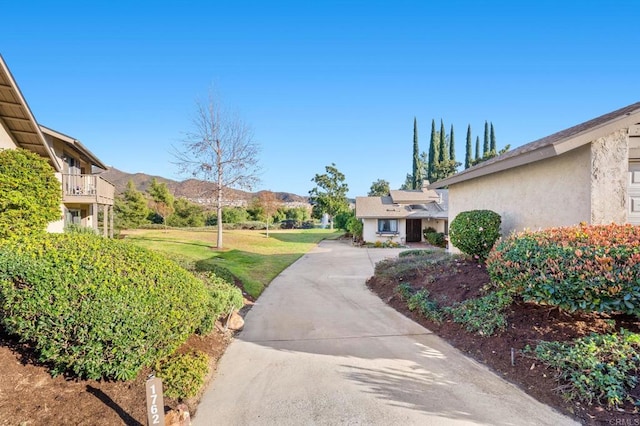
[449,124,455,161]
[483,121,489,156]
[438,119,448,163]
[490,122,496,153]
[412,117,420,189]
[465,124,472,169]
[428,119,438,181]
[475,136,480,160]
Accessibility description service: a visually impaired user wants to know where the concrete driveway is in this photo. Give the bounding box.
[193,240,577,426]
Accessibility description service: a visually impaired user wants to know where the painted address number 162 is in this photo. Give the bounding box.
[146,376,165,426]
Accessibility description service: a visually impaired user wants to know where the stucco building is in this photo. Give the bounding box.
[355,182,448,244]
[0,54,115,235]
[431,102,640,241]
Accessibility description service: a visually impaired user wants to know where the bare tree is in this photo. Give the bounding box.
[174,90,260,248]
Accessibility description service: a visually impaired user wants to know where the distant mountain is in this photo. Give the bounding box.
[99,167,309,206]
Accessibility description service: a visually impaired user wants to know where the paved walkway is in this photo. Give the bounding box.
[193,240,577,425]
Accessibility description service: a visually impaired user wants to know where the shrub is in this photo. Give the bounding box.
[156,351,210,400]
[0,233,211,380]
[407,289,443,322]
[449,210,501,260]
[399,249,435,258]
[487,224,640,315]
[444,290,512,335]
[395,282,414,300]
[64,224,97,234]
[525,329,640,407]
[346,216,363,241]
[195,271,244,335]
[0,148,61,239]
[424,231,446,248]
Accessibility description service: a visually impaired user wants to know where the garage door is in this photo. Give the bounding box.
[628,162,640,225]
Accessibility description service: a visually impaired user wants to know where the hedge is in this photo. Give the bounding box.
[0,233,212,380]
[487,223,640,315]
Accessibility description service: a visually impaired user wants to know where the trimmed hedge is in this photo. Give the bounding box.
[487,223,640,315]
[0,233,212,380]
[449,210,501,260]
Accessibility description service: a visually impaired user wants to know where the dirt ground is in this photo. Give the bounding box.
[366,257,640,426]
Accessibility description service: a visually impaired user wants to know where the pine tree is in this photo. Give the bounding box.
[475,136,481,160]
[438,119,448,163]
[412,117,421,189]
[465,124,472,169]
[490,122,496,153]
[483,121,490,156]
[428,119,438,182]
[449,124,455,161]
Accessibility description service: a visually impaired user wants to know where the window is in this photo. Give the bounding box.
[378,219,398,233]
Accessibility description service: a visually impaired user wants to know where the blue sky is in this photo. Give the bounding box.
[2,1,638,197]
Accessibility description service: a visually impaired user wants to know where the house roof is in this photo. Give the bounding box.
[40,125,108,170]
[355,189,448,220]
[430,101,640,188]
[0,54,61,172]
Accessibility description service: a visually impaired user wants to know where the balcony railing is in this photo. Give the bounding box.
[62,174,114,205]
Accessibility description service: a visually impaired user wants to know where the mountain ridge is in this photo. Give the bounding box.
[99,167,309,206]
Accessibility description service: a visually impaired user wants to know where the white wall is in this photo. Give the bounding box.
[0,124,17,149]
[448,144,592,238]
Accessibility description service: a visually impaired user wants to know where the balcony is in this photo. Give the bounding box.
[62,174,115,205]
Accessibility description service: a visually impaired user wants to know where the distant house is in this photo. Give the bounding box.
[0,54,115,235]
[430,102,640,243]
[355,182,448,244]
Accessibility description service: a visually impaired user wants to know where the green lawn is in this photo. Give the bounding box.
[122,228,343,297]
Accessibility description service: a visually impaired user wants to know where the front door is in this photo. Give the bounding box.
[406,219,422,243]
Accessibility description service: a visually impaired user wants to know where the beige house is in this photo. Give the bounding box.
[355,182,448,244]
[0,54,115,236]
[431,102,640,242]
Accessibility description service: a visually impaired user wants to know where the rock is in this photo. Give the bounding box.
[165,403,191,426]
[225,311,245,331]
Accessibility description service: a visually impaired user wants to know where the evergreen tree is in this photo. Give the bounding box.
[490,122,496,153]
[483,121,490,156]
[428,119,438,182]
[308,163,349,229]
[449,124,455,162]
[438,119,448,163]
[412,117,422,189]
[475,136,481,160]
[465,124,472,169]
[115,180,149,229]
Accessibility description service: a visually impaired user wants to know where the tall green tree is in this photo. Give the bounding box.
[368,179,390,196]
[308,163,349,229]
[465,124,472,169]
[0,148,61,239]
[166,198,205,227]
[438,120,448,163]
[114,180,150,229]
[449,124,455,162]
[428,119,438,182]
[147,178,175,228]
[411,117,423,189]
[475,136,481,161]
[490,122,496,153]
[483,121,490,156]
